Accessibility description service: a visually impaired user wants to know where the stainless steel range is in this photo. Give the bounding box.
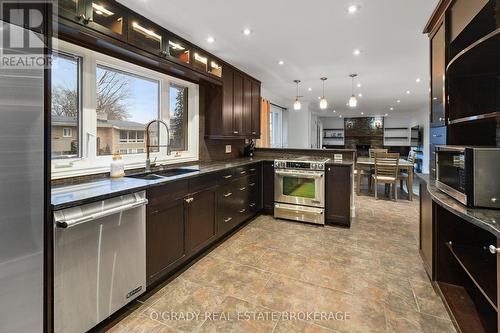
[274,156,329,225]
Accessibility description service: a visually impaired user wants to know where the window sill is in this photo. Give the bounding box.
[51,155,198,180]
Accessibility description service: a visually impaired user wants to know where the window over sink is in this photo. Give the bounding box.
[51,39,199,179]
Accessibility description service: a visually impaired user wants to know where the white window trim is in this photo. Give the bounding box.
[51,39,199,179]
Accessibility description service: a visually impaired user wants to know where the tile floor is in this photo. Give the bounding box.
[108,193,456,333]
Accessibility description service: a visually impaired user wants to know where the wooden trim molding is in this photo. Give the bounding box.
[423,0,453,34]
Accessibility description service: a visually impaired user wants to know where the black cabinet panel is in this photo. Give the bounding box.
[325,165,352,227]
[186,187,217,254]
[262,161,275,213]
[431,23,446,127]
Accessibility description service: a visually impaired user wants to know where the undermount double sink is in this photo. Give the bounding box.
[126,168,199,181]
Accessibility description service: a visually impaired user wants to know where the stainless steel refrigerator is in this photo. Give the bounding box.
[0,4,49,332]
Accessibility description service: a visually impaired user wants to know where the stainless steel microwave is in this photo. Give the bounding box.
[435,146,500,209]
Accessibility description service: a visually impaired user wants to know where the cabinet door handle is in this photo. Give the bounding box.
[223,192,232,197]
[223,174,232,179]
[185,197,194,203]
[240,170,246,175]
[252,131,256,135]
[223,217,233,223]
[239,208,246,213]
[250,168,256,172]
[239,187,246,191]
[249,203,256,207]
[249,182,256,187]
[160,50,168,57]
[489,245,500,254]
[233,131,239,134]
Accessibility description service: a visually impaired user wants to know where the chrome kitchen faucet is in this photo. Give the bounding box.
[145,119,171,172]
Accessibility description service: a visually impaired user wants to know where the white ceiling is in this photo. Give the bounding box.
[119,0,438,117]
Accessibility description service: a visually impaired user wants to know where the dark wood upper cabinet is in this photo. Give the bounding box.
[251,80,261,137]
[221,67,235,136]
[127,14,167,57]
[430,23,446,127]
[232,71,244,136]
[86,0,128,41]
[242,77,252,136]
[58,0,86,22]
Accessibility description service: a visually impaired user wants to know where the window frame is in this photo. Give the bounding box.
[51,39,199,179]
[168,83,189,152]
[62,127,73,138]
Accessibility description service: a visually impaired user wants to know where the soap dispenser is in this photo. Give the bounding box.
[110,152,125,178]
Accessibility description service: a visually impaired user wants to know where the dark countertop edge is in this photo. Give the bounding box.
[419,174,500,238]
[255,147,357,153]
[52,157,354,210]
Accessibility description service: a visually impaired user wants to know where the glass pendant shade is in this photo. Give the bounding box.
[293,98,301,110]
[349,95,357,108]
[319,97,327,110]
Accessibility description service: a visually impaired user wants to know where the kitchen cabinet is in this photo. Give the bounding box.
[419,179,434,279]
[146,181,188,286]
[128,14,167,57]
[430,22,446,127]
[262,161,275,214]
[206,66,261,139]
[325,164,352,227]
[185,185,217,254]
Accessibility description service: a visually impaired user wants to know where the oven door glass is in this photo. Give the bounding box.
[282,176,316,199]
[436,150,465,192]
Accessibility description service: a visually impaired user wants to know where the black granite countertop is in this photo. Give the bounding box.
[417,173,500,238]
[52,156,353,210]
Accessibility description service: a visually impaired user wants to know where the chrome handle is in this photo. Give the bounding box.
[223,175,232,179]
[223,192,232,197]
[185,197,194,203]
[160,50,168,57]
[249,183,256,187]
[239,208,246,213]
[76,14,86,21]
[233,131,239,134]
[239,187,246,191]
[252,131,256,135]
[249,203,256,207]
[223,217,233,223]
[250,168,256,172]
[489,245,500,254]
[240,170,246,175]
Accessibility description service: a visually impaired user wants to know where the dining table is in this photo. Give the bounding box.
[356,156,415,201]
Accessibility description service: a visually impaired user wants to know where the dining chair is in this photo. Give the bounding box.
[369,148,388,158]
[399,151,415,194]
[371,152,400,200]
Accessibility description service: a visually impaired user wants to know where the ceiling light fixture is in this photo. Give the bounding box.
[406,90,411,94]
[347,5,359,14]
[206,36,215,43]
[319,77,328,110]
[416,78,421,83]
[361,112,364,115]
[293,80,302,111]
[348,74,358,108]
[333,110,337,113]
[385,113,388,116]
[353,49,361,56]
[397,99,401,103]
[278,60,284,65]
[390,107,394,111]
[308,87,312,91]
[357,83,362,88]
[243,28,252,36]
[358,93,363,97]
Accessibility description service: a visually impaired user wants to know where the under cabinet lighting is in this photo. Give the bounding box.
[211,61,221,69]
[194,53,208,64]
[132,22,161,41]
[92,3,114,17]
[169,41,185,50]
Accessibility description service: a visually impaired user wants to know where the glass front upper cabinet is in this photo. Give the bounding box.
[168,39,190,64]
[87,0,127,40]
[58,0,85,21]
[192,51,208,73]
[209,59,223,77]
[128,16,167,56]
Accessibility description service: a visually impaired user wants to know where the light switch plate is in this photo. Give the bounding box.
[225,145,232,153]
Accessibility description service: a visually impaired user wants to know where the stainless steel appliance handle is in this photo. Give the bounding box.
[275,204,324,214]
[275,170,324,178]
[56,199,149,229]
[489,245,500,254]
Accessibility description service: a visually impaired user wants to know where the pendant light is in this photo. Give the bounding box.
[319,77,328,110]
[348,74,358,108]
[293,80,302,110]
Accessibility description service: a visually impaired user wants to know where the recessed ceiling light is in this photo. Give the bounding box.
[206,36,215,43]
[390,107,394,111]
[358,93,363,97]
[416,78,421,83]
[385,113,388,116]
[308,87,312,91]
[353,49,361,56]
[278,60,284,65]
[347,5,359,14]
[357,83,362,88]
[397,99,401,103]
[339,115,343,118]
[361,112,364,115]
[242,28,252,36]
[318,96,321,100]
[333,110,336,113]
[406,90,411,94]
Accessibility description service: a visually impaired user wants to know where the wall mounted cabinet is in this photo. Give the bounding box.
[206,66,261,139]
[128,14,167,57]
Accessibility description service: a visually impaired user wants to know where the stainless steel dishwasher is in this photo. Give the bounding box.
[53,191,148,333]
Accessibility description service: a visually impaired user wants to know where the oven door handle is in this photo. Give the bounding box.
[275,204,324,214]
[275,170,324,179]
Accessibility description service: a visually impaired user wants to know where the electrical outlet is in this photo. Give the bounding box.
[225,145,232,153]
